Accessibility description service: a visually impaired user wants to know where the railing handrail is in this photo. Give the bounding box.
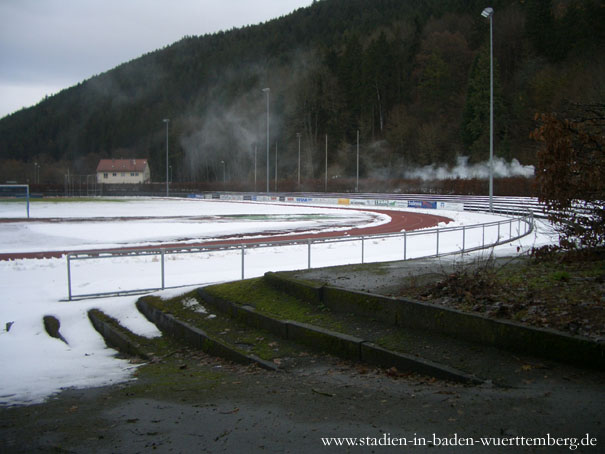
[66,212,534,300]
[66,213,532,261]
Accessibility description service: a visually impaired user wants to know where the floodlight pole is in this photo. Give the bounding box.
[254,144,257,192]
[325,134,328,192]
[163,118,170,197]
[356,129,360,192]
[262,88,270,193]
[296,132,302,187]
[275,141,278,192]
[481,7,494,212]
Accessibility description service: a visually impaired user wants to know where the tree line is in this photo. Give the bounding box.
[0,0,602,189]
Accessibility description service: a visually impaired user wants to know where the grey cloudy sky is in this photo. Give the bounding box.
[0,0,314,118]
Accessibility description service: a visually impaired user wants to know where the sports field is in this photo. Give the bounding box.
[0,197,556,405]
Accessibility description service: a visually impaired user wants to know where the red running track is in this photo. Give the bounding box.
[0,208,451,261]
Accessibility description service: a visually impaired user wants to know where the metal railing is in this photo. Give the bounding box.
[66,213,533,300]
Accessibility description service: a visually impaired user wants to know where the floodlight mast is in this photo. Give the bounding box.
[481,7,494,212]
[262,88,270,193]
[163,118,170,197]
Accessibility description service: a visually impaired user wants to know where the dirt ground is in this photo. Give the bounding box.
[1,346,603,453]
[1,255,604,453]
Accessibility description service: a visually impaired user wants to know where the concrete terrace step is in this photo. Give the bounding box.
[135,296,279,371]
[197,281,481,385]
[263,269,605,382]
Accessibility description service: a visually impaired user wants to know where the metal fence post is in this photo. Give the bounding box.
[361,236,365,264]
[241,244,245,280]
[436,229,440,256]
[161,249,165,290]
[509,219,512,239]
[462,226,466,253]
[482,224,485,248]
[67,254,72,301]
[307,238,311,269]
[404,231,407,260]
[497,222,501,243]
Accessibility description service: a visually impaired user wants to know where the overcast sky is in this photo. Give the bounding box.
[0,0,314,119]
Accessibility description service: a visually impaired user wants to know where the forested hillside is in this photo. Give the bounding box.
[0,0,603,187]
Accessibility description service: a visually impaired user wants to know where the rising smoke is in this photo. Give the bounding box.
[180,90,266,182]
[404,155,535,180]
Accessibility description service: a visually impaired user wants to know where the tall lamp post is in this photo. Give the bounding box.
[262,88,270,193]
[481,6,494,212]
[296,132,302,188]
[220,160,225,184]
[324,134,328,192]
[163,118,170,197]
[275,141,278,192]
[356,130,360,193]
[253,144,257,192]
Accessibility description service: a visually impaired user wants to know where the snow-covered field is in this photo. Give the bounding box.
[0,198,558,406]
[0,198,387,252]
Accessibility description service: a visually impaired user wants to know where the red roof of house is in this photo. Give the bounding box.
[96,159,148,172]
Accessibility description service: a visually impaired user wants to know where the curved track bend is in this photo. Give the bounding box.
[0,207,451,261]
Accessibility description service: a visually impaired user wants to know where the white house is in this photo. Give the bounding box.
[96,159,151,184]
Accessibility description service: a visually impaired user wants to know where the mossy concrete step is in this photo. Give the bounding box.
[265,271,605,371]
[88,309,151,360]
[197,286,481,384]
[136,297,278,371]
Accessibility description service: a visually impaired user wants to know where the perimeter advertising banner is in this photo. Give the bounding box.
[189,193,463,211]
[438,202,464,211]
[408,200,437,209]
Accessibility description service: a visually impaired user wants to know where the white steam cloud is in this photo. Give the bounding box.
[404,156,534,181]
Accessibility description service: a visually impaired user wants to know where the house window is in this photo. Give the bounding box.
[112,173,117,177]
[103,173,108,179]
[130,172,136,176]
[121,173,125,176]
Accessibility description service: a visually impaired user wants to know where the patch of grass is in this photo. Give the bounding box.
[205,278,343,332]
[549,270,571,282]
[151,291,301,361]
[375,329,414,352]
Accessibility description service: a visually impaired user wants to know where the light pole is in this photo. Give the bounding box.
[356,130,360,193]
[325,134,328,192]
[254,144,257,192]
[481,6,494,212]
[220,160,226,184]
[296,132,302,187]
[262,88,270,193]
[275,141,278,192]
[163,118,170,197]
